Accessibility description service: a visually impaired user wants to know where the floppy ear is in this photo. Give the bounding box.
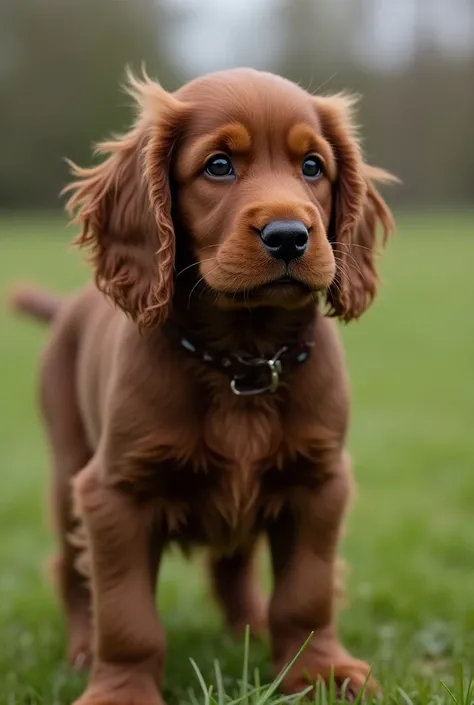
[314,94,396,321]
[64,71,188,329]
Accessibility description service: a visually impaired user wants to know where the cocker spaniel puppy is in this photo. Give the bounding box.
[13,68,394,704]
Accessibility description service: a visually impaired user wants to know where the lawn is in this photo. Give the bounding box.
[0,212,473,704]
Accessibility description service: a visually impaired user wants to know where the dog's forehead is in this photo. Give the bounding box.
[175,69,322,137]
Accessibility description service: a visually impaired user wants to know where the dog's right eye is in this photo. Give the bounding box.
[204,154,235,179]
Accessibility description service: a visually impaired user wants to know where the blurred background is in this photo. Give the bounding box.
[0,0,474,210]
[0,1,473,702]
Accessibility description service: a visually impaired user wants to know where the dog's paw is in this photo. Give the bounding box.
[280,658,381,702]
[329,660,381,701]
[73,691,165,705]
[73,672,165,705]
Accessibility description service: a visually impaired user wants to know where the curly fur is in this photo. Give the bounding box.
[12,68,395,704]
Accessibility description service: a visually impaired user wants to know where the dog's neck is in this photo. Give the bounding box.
[167,275,318,357]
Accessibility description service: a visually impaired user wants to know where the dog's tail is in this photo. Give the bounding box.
[9,285,62,324]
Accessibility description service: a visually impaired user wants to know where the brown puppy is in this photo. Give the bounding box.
[13,68,394,704]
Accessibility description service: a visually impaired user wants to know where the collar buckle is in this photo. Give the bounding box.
[229,348,286,397]
[174,325,313,397]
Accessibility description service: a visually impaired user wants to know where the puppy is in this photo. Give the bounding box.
[12,68,394,704]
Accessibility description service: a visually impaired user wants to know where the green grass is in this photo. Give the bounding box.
[1,212,474,704]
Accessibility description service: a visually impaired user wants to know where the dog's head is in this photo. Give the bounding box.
[66,68,395,328]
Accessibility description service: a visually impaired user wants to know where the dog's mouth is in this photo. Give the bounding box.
[241,275,313,295]
[261,275,310,288]
[214,275,315,309]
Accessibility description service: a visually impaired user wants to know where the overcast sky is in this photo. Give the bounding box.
[164,0,474,75]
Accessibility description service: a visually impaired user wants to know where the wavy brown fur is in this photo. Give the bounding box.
[12,68,395,704]
[63,72,189,329]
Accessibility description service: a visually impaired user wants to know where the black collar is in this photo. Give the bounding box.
[165,324,314,397]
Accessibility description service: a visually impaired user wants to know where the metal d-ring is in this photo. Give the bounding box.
[229,349,285,396]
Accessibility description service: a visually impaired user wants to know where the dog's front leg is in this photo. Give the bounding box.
[72,459,166,705]
[267,452,380,699]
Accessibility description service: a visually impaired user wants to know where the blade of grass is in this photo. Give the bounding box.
[256,632,314,705]
[338,678,351,702]
[328,666,335,704]
[188,687,201,705]
[313,677,324,705]
[267,687,313,705]
[254,667,261,700]
[440,680,459,704]
[466,677,474,705]
[350,668,373,705]
[241,625,250,705]
[397,688,416,705]
[214,659,225,705]
[190,658,212,705]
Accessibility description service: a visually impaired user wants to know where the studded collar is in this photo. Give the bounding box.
[165,323,314,396]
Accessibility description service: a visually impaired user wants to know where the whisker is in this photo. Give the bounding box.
[310,290,320,308]
[187,264,222,309]
[333,251,365,280]
[330,259,350,292]
[336,242,374,253]
[199,244,220,251]
[334,254,362,278]
[229,276,243,301]
[176,258,215,279]
[333,262,354,285]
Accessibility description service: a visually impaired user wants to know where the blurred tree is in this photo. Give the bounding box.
[0,0,184,209]
[1,0,473,210]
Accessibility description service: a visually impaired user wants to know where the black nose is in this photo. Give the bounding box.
[260,220,309,265]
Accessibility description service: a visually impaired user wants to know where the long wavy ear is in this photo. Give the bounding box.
[64,70,188,329]
[314,94,397,321]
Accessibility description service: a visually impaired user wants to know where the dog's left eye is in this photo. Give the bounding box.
[302,155,323,180]
[205,154,235,179]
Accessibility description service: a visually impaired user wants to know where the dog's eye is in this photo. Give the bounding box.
[205,154,235,179]
[302,155,323,180]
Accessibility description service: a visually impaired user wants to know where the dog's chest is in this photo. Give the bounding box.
[150,400,308,552]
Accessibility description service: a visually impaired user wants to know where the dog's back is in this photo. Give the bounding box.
[11,284,125,446]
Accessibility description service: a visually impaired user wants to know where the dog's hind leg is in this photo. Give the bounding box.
[209,542,268,638]
[40,320,93,670]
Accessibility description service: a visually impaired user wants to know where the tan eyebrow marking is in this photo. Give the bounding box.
[188,123,252,168]
[287,123,336,180]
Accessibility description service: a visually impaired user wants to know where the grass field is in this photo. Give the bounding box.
[1,212,474,704]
